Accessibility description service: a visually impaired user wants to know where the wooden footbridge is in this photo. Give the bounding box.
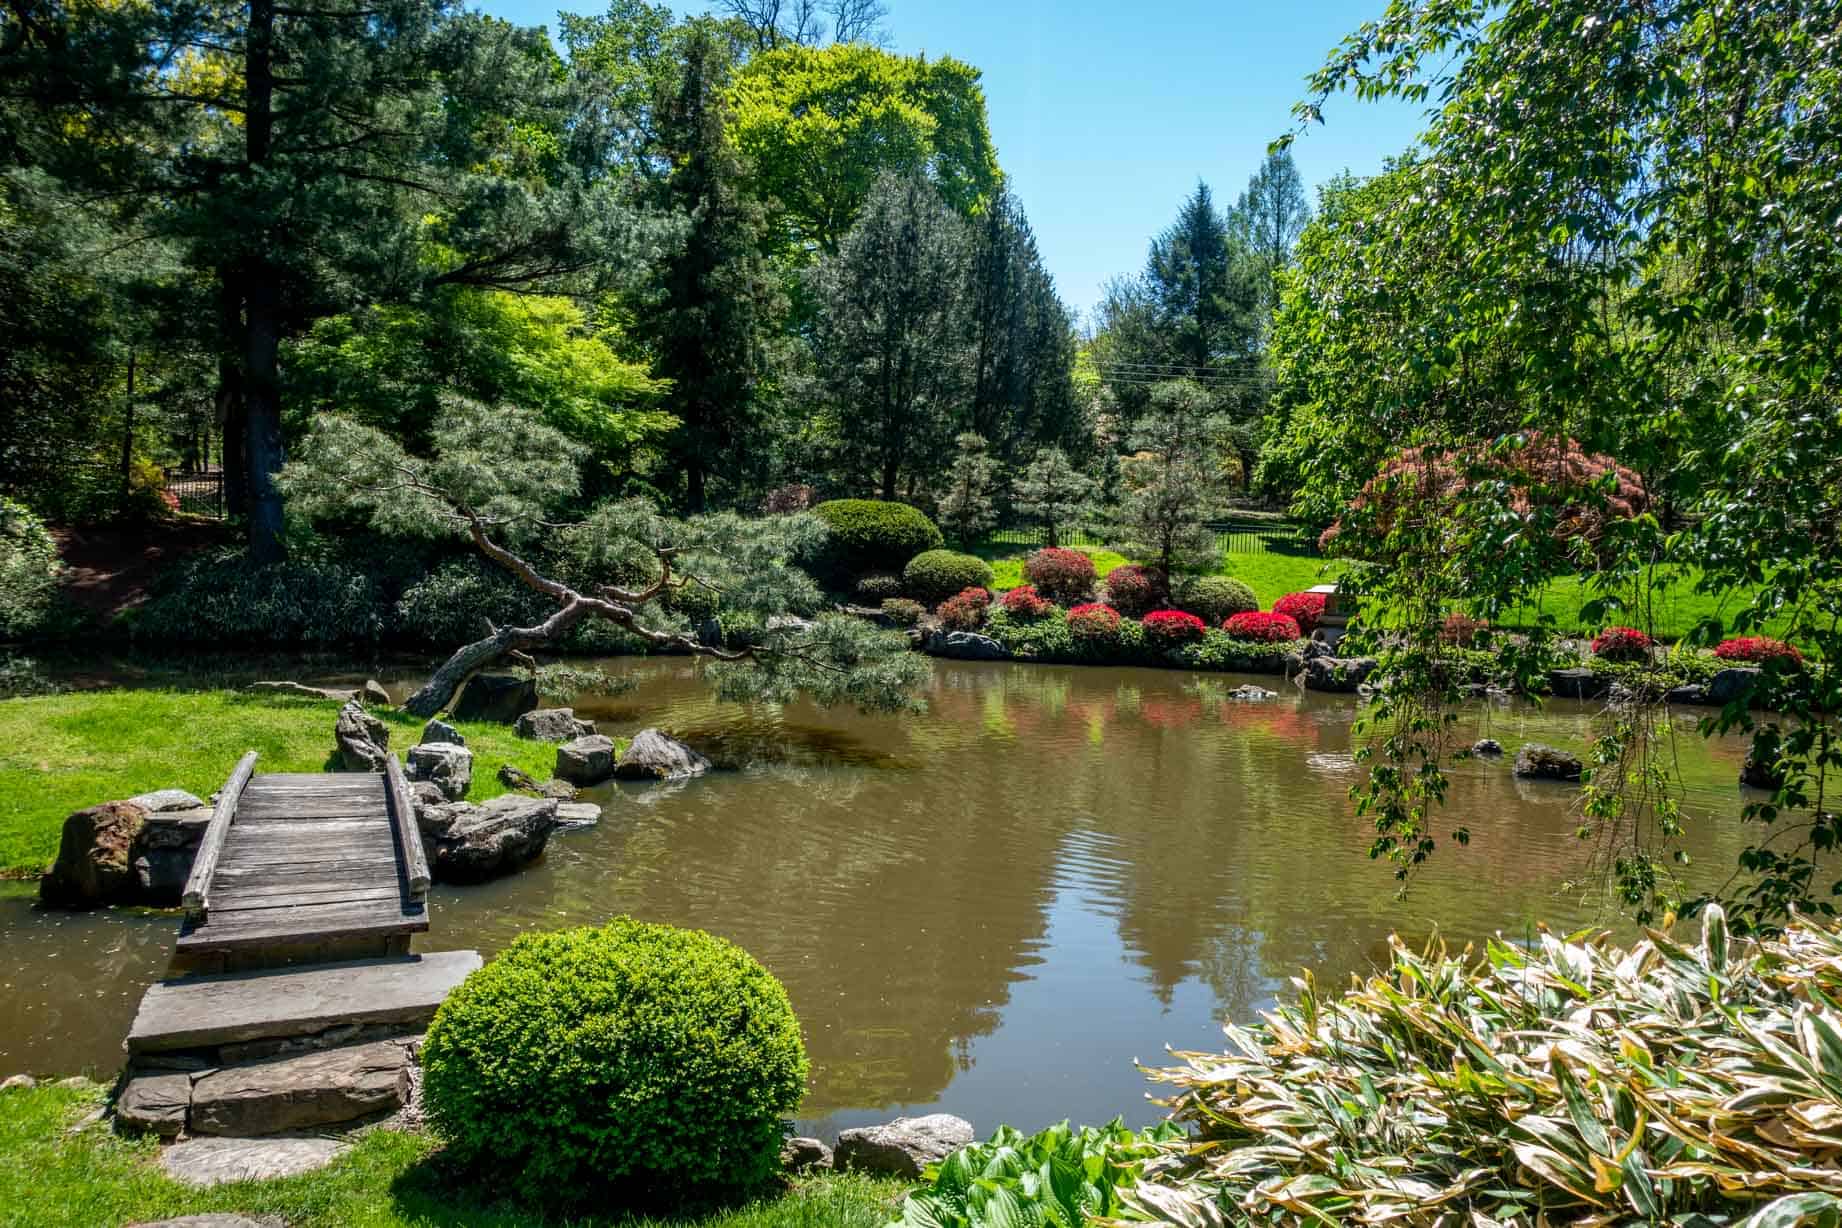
[176,751,433,971]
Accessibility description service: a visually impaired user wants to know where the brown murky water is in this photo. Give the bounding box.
[0,659,1767,1136]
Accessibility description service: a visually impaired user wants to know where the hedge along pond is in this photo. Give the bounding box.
[0,657,1769,1137]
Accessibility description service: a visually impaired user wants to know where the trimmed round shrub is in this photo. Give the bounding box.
[421,920,808,1204]
[881,597,926,627]
[999,584,1054,619]
[1024,547,1098,605]
[854,573,904,602]
[936,586,992,631]
[1102,565,1167,617]
[1143,609,1207,644]
[0,497,61,640]
[904,549,994,605]
[1175,576,1258,624]
[1590,625,1654,662]
[811,499,943,580]
[1714,636,1802,665]
[1273,591,1329,634]
[1224,610,1302,643]
[1067,601,1122,640]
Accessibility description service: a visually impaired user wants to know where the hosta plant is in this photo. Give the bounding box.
[1121,906,1842,1228]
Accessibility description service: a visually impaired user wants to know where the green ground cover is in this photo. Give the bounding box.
[0,689,565,878]
[0,1083,902,1228]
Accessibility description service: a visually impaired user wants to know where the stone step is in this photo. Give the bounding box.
[127,950,481,1055]
[189,1038,413,1136]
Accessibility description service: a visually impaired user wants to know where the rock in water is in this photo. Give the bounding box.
[419,718,464,747]
[555,735,617,786]
[39,801,148,908]
[834,1115,975,1177]
[333,701,390,772]
[1303,656,1377,694]
[1514,743,1585,782]
[1226,685,1276,702]
[406,743,473,802]
[1548,668,1608,700]
[362,679,391,706]
[426,795,559,883]
[614,729,712,781]
[514,707,596,742]
[555,802,601,828]
[450,673,537,723]
[1472,739,1504,757]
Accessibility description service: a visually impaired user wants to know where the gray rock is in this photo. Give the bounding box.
[362,679,391,706]
[55,1075,96,1089]
[1708,667,1762,707]
[38,801,148,909]
[615,729,713,781]
[419,718,464,747]
[2,1074,36,1091]
[766,614,817,635]
[835,1114,975,1177]
[555,802,601,828]
[781,1135,833,1172]
[1549,667,1609,700]
[1665,683,1710,706]
[133,847,196,904]
[126,789,207,813]
[1300,638,1336,661]
[246,680,355,702]
[115,1070,192,1137]
[409,780,446,808]
[1304,656,1377,694]
[427,795,559,884]
[405,742,472,802]
[127,1216,288,1228]
[333,701,389,773]
[450,673,538,724]
[138,807,212,848]
[189,1040,410,1136]
[1514,743,1585,782]
[1226,685,1277,702]
[929,630,1010,660]
[514,707,596,742]
[160,1136,347,1187]
[556,734,618,786]
[412,800,473,838]
[1471,739,1504,757]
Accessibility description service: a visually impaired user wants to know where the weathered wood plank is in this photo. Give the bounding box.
[214,859,399,881]
[127,951,482,1053]
[182,751,259,920]
[230,818,390,836]
[383,756,431,901]
[225,833,395,856]
[245,772,385,786]
[176,902,427,952]
[212,883,405,911]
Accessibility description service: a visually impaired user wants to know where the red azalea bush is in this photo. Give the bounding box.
[1273,591,1328,634]
[1066,602,1122,640]
[1441,612,1488,646]
[1590,625,1653,662]
[999,585,1054,619]
[935,586,992,631]
[1714,636,1803,665]
[1102,565,1167,617]
[1024,547,1097,605]
[1223,611,1303,643]
[1142,609,1207,644]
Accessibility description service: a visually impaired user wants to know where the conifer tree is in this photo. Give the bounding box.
[1114,380,1227,577]
[1013,447,1097,548]
[935,432,1000,545]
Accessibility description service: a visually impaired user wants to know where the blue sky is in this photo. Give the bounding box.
[473,0,1430,321]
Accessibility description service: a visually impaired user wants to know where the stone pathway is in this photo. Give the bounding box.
[159,1135,348,1187]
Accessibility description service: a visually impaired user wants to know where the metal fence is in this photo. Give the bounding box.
[987,520,1316,557]
[162,468,225,519]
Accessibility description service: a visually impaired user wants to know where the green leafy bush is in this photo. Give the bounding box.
[0,498,60,641]
[891,1118,1180,1228]
[394,556,552,647]
[132,548,386,646]
[904,549,994,604]
[1174,576,1257,624]
[881,597,926,627]
[421,919,808,1206]
[811,499,943,581]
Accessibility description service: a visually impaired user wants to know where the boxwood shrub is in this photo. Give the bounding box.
[905,549,994,604]
[1174,576,1257,624]
[421,919,808,1206]
[811,499,943,581]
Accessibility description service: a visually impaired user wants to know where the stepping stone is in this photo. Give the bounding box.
[128,951,481,1054]
[116,1070,193,1137]
[127,1216,287,1228]
[160,1136,346,1187]
[189,1040,411,1136]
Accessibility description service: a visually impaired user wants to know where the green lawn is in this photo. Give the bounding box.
[0,1082,904,1228]
[0,689,566,878]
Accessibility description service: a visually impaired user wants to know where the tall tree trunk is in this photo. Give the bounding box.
[119,348,136,499]
[216,280,248,516]
[242,0,285,562]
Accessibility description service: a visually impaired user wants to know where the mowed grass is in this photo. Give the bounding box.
[0,689,563,877]
[0,1083,905,1228]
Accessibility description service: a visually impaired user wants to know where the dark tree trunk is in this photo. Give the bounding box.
[241,0,286,562]
[686,460,707,514]
[403,601,590,717]
[119,348,136,499]
[216,281,248,517]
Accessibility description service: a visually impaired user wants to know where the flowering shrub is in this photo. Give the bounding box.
[1024,547,1098,605]
[1441,612,1488,646]
[1102,565,1167,617]
[1066,602,1121,640]
[936,586,992,631]
[1590,625,1654,662]
[1223,611,1302,643]
[1273,591,1328,634]
[1714,636,1803,665]
[999,585,1054,619]
[1142,609,1208,644]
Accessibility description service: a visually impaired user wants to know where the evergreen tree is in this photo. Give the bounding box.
[1114,380,1227,577]
[1235,150,1311,309]
[935,432,1000,545]
[1012,447,1096,548]
[809,171,973,499]
[966,189,1078,463]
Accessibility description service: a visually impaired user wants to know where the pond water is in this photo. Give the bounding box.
[0,659,1767,1137]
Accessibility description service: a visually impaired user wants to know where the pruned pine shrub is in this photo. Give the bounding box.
[855,573,904,602]
[881,597,926,627]
[1130,907,1842,1227]
[421,920,807,1206]
[134,548,386,646]
[904,549,994,605]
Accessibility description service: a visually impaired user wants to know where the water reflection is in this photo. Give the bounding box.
[0,658,1770,1136]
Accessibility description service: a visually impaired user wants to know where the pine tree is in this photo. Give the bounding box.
[966,190,1077,462]
[1012,447,1096,548]
[935,432,1000,545]
[1114,380,1227,577]
[1235,151,1312,310]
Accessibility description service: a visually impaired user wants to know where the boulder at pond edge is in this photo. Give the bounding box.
[450,673,537,723]
[614,729,712,781]
[834,1114,975,1177]
[1514,743,1584,782]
